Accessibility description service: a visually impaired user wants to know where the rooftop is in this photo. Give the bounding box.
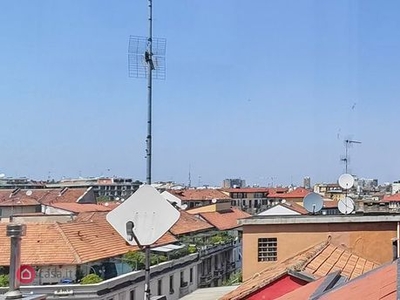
[220,241,380,300]
[167,189,232,201]
[194,207,251,230]
[170,210,214,236]
[239,214,400,226]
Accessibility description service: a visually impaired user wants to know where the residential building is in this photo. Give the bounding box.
[0,191,246,299]
[223,187,288,214]
[238,215,400,280]
[46,177,142,200]
[165,188,232,209]
[222,179,246,189]
[220,240,379,300]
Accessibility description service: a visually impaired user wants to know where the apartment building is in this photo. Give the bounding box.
[0,194,245,299]
[238,214,400,280]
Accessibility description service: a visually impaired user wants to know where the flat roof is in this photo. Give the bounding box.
[239,214,400,226]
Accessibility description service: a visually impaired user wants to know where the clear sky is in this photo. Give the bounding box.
[0,0,399,187]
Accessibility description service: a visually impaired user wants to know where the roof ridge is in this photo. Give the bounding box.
[290,240,330,272]
[54,222,82,264]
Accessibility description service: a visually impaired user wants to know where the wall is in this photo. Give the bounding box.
[0,206,39,218]
[242,222,397,280]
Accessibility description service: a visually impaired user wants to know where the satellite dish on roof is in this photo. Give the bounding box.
[303,192,323,214]
[181,204,188,210]
[338,174,354,190]
[211,198,217,204]
[25,190,33,196]
[338,197,355,215]
[281,199,287,204]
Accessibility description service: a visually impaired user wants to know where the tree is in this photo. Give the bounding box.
[0,275,9,287]
[80,274,103,285]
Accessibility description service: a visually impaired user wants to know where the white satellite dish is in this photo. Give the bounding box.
[338,174,354,190]
[281,199,287,204]
[338,197,355,215]
[303,192,323,214]
[106,185,180,246]
[211,198,217,204]
[25,190,33,196]
[181,204,188,210]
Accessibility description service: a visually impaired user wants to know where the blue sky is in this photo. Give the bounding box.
[0,0,399,187]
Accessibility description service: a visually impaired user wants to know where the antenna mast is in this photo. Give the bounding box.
[128,0,166,299]
[341,139,361,173]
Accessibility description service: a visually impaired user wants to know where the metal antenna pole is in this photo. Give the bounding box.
[128,2,166,299]
[144,1,153,299]
[146,0,153,186]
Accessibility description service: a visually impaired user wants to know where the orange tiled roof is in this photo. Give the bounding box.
[197,208,251,230]
[382,193,400,202]
[280,201,309,214]
[303,244,379,280]
[0,188,91,206]
[219,241,380,300]
[49,202,112,213]
[167,189,231,201]
[0,218,176,266]
[317,262,397,300]
[170,211,214,236]
[268,187,310,199]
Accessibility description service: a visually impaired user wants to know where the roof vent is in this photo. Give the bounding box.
[59,187,69,196]
[9,188,21,197]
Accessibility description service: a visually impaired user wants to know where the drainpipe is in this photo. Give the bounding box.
[4,223,26,300]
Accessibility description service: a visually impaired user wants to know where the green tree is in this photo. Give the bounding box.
[0,274,9,287]
[80,274,103,285]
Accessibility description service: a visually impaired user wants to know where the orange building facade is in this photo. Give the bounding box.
[239,215,400,280]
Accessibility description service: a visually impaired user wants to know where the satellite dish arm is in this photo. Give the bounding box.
[126,221,143,248]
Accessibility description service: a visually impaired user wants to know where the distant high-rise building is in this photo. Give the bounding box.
[223,178,246,189]
[303,176,311,189]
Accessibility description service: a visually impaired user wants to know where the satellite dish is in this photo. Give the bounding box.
[25,190,33,196]
[338,197,355,215]
[281,199,287,204]
[303,192,323,214]
[211,198,217,204]
[181,204,188,210]
[338,174,354,190]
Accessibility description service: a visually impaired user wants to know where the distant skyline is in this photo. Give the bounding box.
[1,1,400,187]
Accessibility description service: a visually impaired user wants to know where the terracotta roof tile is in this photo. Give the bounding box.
[220,242,381,300]
[167,189,231,201]
[49,203,112,213]
[170,211,214,236]
[0,218,176,266]
[268,187,310,199]
[0,188,92,207]
[382,193,400,202]
[197,208,251,230]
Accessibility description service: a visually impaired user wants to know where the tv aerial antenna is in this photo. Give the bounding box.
[303,192,324,215]
[340,138,361,173]
[127,0,166,299]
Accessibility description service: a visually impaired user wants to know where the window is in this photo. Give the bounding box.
[169,275,174,294]
[180,271,184,286]
[258,238,277,262]
[129,290,135,300]
[157,279,162,295]
[189,268,193,284]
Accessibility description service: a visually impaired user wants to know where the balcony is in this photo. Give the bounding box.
[199,274,213,287]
